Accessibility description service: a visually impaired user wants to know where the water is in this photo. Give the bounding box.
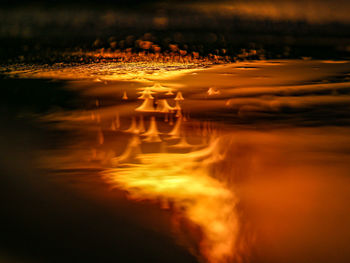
[1,59,350,263]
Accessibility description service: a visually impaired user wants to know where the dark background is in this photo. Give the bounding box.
[1,0,350,63]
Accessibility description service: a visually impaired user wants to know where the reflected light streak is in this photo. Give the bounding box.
[104,138,239,263]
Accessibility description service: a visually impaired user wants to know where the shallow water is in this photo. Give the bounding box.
[1,59,350,263]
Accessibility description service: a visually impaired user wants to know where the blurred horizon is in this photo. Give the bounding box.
[1,0,350,64]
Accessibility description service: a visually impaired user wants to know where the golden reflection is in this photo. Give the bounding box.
[104,137,239,263]
[101,81,240,262]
